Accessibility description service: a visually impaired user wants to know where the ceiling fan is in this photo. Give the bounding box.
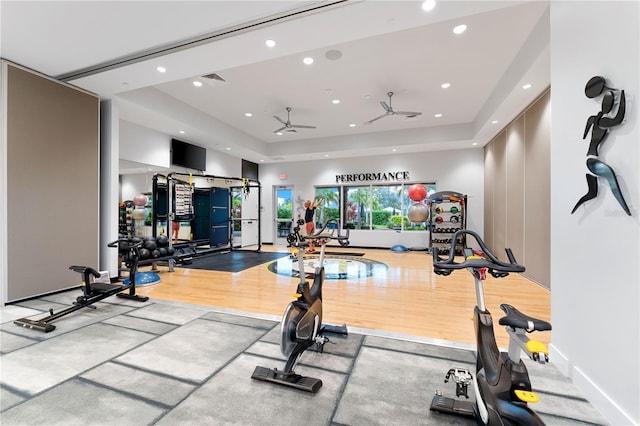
[365,91,422,124]
[273,107,316,133]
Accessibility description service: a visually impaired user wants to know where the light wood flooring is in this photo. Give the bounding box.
[136,245,551,349]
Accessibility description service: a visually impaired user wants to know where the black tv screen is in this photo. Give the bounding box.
[171,139,206,171]
[242,159,259,180]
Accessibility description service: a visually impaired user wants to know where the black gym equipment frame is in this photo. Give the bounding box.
[13,239,149,333]
[151,172,262,260]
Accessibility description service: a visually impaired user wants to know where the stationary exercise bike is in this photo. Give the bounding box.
[430,230,552,425]
[252,219,349,393]
[14,239,149,333]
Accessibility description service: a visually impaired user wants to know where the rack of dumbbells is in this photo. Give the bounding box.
[427,191,467,255]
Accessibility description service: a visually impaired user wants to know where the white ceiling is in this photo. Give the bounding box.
[0,0,550,171]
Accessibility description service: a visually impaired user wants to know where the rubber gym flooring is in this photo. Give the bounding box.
[1,292,607,425]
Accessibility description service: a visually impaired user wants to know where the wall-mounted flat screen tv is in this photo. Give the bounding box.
[171,139,206,171]
[242,159,259,180]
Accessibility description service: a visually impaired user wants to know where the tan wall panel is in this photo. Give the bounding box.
[506,116,525,263]
[483,90,550,289]
[492,131,507,256]
[6,64,99,301]
[484,142,496,249]
[524,92,551,288]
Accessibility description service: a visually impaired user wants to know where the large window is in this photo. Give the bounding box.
[371,184,403,230]
[314,183,435,231]
[314,187,339,227]
[342,186,370,229]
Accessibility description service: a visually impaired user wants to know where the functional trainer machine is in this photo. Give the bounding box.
[430,230,552,425]
[252,219,349,393]
[14,239,149,333]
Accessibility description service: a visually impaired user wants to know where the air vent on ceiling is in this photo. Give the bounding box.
[202,73,225,82]
[201,72,228,87]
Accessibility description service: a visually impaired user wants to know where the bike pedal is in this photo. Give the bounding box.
[514,389,539,403]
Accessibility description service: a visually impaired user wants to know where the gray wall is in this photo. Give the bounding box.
[484,91,550,288]
[3,62,100,301]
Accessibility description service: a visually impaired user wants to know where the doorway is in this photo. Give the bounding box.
[274,186,293,246]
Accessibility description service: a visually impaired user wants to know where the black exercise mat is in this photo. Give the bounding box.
[324,252,364,257]
[180,251,289,273]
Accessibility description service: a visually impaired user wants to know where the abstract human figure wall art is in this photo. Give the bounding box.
[572,76,631,216]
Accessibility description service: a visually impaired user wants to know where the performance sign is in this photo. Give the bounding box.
[335,171,410,183]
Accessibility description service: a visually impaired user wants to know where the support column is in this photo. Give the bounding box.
[100,100,120,277]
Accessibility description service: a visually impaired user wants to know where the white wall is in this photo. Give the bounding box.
[260,148,484,247]
[120,120,170,168]
[550,2,639,424]
[119,120,243,200]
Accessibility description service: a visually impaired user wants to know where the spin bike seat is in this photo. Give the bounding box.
[499,304,551,332]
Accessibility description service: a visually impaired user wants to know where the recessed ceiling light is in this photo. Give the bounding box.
[349,123,356,128]
[324,154,329,157]
[245,112,253,117]
[522,83,532,89]
[453,24,467,34]
[434,113,443,118]
[491,120,498,124]
[441,82,451,89]
[472,142,478,146]
[332,99,340,104]
[156,66,166,73]
[392,148,397,152]
[303,57,314,65]
[193,81,203,87]
[265,39,276,48]
[260,159,264,162]
[179,130,185,134]
[226,147,231,151]
[422,0,436,12]
[276,132,283,136]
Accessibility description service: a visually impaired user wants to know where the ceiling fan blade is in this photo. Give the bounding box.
[380,101,392,112]
[292,124,316,129]
[365,114,388,124]
[394,111,422,117]
[273,126,287,133]
[273,115,287,125]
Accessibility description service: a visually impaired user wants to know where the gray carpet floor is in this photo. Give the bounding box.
[1,291,607,425]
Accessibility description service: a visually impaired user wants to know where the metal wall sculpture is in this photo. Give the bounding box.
[572,76,631,216]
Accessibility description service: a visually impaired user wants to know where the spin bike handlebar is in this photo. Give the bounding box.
[107,239,143,249]
[304,219,350,243]
[433,230,525,277]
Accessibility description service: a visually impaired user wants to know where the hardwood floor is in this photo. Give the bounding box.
[136,244,551,349]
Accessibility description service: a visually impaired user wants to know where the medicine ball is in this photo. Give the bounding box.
[139,248,151,260]
[158,247,168,257]
[156,235,169,248]
[151,249,161,258]
[144,239,157,251]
